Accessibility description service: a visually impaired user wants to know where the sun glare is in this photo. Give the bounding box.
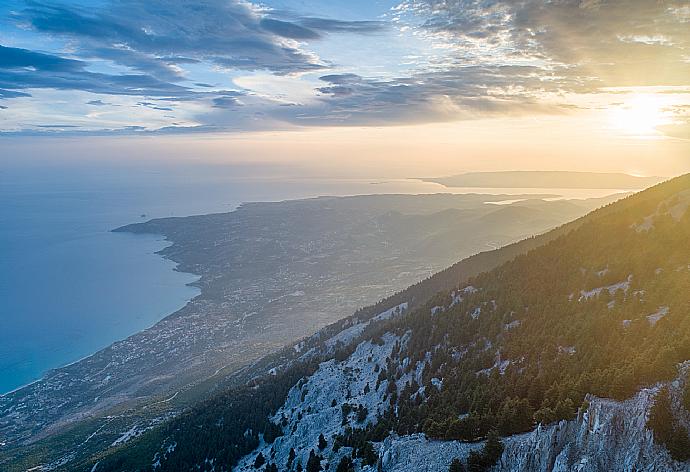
[610,94,668,136]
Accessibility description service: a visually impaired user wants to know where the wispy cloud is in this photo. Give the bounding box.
[1,0,689,135]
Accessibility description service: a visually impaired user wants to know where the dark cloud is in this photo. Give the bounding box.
[86,100,110,106]
[0,88,31,99]
[212,96,242,108]
[298,18,385,34]
[1,43,82,71]
[309,64,584,126]
[0,45,195,98]
[259,19,321,40]
[137,101,174,111]
[319,73,363,84]
[20,0,326,76]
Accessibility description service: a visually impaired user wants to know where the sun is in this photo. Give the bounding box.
[610,94,668,136]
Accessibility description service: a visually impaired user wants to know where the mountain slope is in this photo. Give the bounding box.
[59,176,690,471]
[2,194,625,471]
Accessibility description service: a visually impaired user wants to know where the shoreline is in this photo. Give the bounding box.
[1,189,628,398]
[0,232,202,398]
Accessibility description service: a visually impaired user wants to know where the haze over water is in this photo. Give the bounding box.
[0,161,627,394]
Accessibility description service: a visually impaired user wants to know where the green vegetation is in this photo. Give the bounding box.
[449,457,465,472]
[82,175,690,470]
[364,176,690,448]
[82,362,317,471]
[336,455,355,472]
[647,387,690,462]
[306,449,322,472]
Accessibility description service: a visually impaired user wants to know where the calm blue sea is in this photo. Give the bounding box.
[0,160,624,394]
[0,162,452,394]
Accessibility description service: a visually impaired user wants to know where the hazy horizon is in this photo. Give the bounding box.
[1,0,689,178]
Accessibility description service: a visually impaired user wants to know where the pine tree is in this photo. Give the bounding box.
[287,448,296,469]
[318,433,328,450]
[357,441,378,466]
[336,455,355,472]
[466,450,484,472]
[483,430,504,465]
[449,457,465,472]
[306,449,322,472]
[648,388,674,446]
[254,452,266,469]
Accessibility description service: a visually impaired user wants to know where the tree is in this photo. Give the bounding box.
[357,405,369,423]
[265,463,278,472]
[336,455,355,472]
[254,452,266,469]
[449,458,465,472]
[648,387,690,462]
[356,441,378,466]
[483,430,504,464]
[287,448,296,469]
[467,450,485,472]
[466,431,504,472]
[318,433,328,450]
[306,449,322,472]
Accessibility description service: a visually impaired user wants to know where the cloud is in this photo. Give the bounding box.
[399,0,690,89]
[137,101,174,111]
[212,96,242,108]
[0,88,31,99]
[20,0,326,76]
[308,65,571,126]
[0,45,195,98]
[657,122,690,140]
[1,0,689,135]
[259,19,321,40]
[298,18,385,34]
[287,0,690,129]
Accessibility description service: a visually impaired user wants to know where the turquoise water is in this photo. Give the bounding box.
[0,162,444,394]
[0,166,208,394]
[0,160,624,394]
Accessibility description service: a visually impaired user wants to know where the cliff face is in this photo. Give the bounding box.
[231,311,690,472]
[232,355,690,472]
[497,388,684,472]
[371,369,690,472]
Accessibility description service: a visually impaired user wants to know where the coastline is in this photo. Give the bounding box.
[0,189,634,470]
[2,190,623,397]
[0,231,202,398]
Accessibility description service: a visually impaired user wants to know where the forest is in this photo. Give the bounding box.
[85,175,690,471]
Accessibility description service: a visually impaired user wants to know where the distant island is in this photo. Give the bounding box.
[421,171,663,189]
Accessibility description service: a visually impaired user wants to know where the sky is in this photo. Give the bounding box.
[1,0,689,176]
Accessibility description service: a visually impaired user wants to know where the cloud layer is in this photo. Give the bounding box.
[0,0,689,134]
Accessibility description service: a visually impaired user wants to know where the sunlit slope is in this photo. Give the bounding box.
[72,175,690,470]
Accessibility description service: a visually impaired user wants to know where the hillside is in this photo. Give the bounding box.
[43,177,690,471]
[1,194,619,471]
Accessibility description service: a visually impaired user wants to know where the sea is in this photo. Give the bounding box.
[0,161,627,394]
